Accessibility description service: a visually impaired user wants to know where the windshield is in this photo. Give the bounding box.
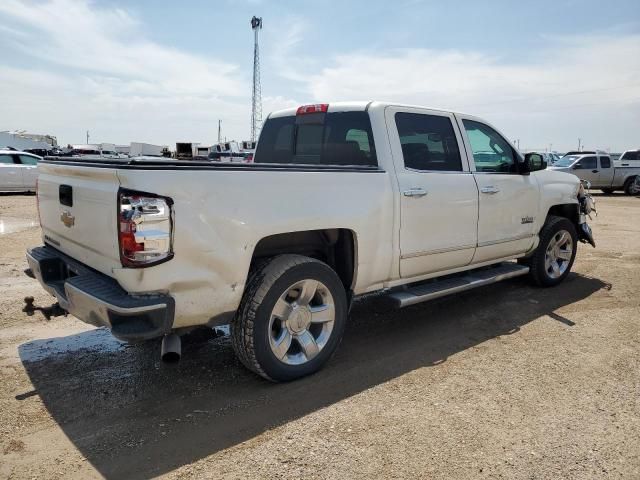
[553,155,580,167]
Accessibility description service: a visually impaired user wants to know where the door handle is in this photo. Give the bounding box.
[403,187,428,198]
[480,186,500,194]
[592,170,598,173]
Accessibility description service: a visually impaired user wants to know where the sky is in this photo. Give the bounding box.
[0,0,639,152]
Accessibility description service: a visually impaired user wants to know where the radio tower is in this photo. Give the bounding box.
[250,16,263,142]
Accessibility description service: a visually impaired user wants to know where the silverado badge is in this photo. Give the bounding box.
[60,211,75,228]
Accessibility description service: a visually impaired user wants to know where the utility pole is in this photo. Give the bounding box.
[578,138,582,151]
[86,130,90,144]
[217,120,222,144]
[250,16,263,142]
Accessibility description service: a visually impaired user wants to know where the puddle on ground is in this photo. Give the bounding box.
[0,217,38,235]
[18,327,126,362]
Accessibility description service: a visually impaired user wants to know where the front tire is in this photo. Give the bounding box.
[231,255,348,382]
[528,216,577,287]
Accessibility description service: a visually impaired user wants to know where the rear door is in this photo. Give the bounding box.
[0,154,22,191]
[18,154,39,191]
[385,106,478,278]
[456,116,539,264]
[597,155,612,187]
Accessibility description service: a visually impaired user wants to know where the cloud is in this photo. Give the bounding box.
[0,0,262,144]
[305,35,640,109]
[1,0,639,151]
[294,34,640,150]
[0,0,243,97]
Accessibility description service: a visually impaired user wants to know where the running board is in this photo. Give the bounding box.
[388,262,530,308]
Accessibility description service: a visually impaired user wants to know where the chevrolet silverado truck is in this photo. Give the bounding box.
[548,151,640,195]
[26,102,596,381]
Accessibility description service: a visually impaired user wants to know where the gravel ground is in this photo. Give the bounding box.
[0,193,638,479]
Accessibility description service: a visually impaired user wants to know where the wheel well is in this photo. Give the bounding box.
[251,229,356,291]
[547,203,579,225]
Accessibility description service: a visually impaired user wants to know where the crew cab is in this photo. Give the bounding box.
[26,102,596,381]
[0,149,40,192]
[549,152,640,195]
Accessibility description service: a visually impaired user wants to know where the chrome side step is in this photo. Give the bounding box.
[388,262,530,308]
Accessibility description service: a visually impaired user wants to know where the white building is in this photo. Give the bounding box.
[0,131,56,151]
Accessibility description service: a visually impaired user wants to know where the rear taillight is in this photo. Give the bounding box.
[118,190,173,268]
[296,104,329,115]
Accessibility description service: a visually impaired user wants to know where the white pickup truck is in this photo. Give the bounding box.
[26,102,596,381]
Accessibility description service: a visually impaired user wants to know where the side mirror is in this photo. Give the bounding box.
[523,152,547,174]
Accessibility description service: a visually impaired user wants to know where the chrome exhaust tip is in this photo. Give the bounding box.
[161,333,181,362]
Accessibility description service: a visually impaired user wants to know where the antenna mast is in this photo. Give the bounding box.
[250,16,263,142]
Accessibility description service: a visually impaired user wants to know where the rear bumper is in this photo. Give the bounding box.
[26,245,174,342]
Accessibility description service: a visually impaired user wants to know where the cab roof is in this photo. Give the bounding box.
[267,101,463,119]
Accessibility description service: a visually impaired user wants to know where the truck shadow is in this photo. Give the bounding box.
[18,272,608,479]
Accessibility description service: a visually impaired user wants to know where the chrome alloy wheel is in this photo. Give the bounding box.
[545,229,573,279]
[268,279,335,366]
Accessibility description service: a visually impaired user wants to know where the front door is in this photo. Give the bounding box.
[571,155,600,186]
[385,106,479,278]
[456,116,540,264]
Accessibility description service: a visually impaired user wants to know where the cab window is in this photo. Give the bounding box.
[0,154,15,164]
[462,120,518,173]
[600,156,611,169]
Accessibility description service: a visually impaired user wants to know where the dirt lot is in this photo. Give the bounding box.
[0,193,638,479]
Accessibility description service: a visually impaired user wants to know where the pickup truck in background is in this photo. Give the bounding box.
[26,102,596,381]
[548,152,640,195]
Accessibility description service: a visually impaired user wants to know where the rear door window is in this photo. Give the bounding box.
[395,113,462,171]
[18,155,38,165]
[255,111,377,166]
[0,154,15,164]
[600,156,611,168]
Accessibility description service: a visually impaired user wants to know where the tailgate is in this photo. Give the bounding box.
[37,161,121,275]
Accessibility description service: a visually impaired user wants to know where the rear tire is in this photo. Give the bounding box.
[528,216,577,287]
[624,177,638,195]
[231,255,347,382]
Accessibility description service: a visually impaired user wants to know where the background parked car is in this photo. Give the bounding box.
[543,152,562,165]
[0,149,40,192]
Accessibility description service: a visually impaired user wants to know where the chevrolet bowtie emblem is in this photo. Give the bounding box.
[60,211,75,228]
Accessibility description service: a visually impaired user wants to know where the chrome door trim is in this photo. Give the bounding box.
[477,234,535,248]
[400,244,476,260]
